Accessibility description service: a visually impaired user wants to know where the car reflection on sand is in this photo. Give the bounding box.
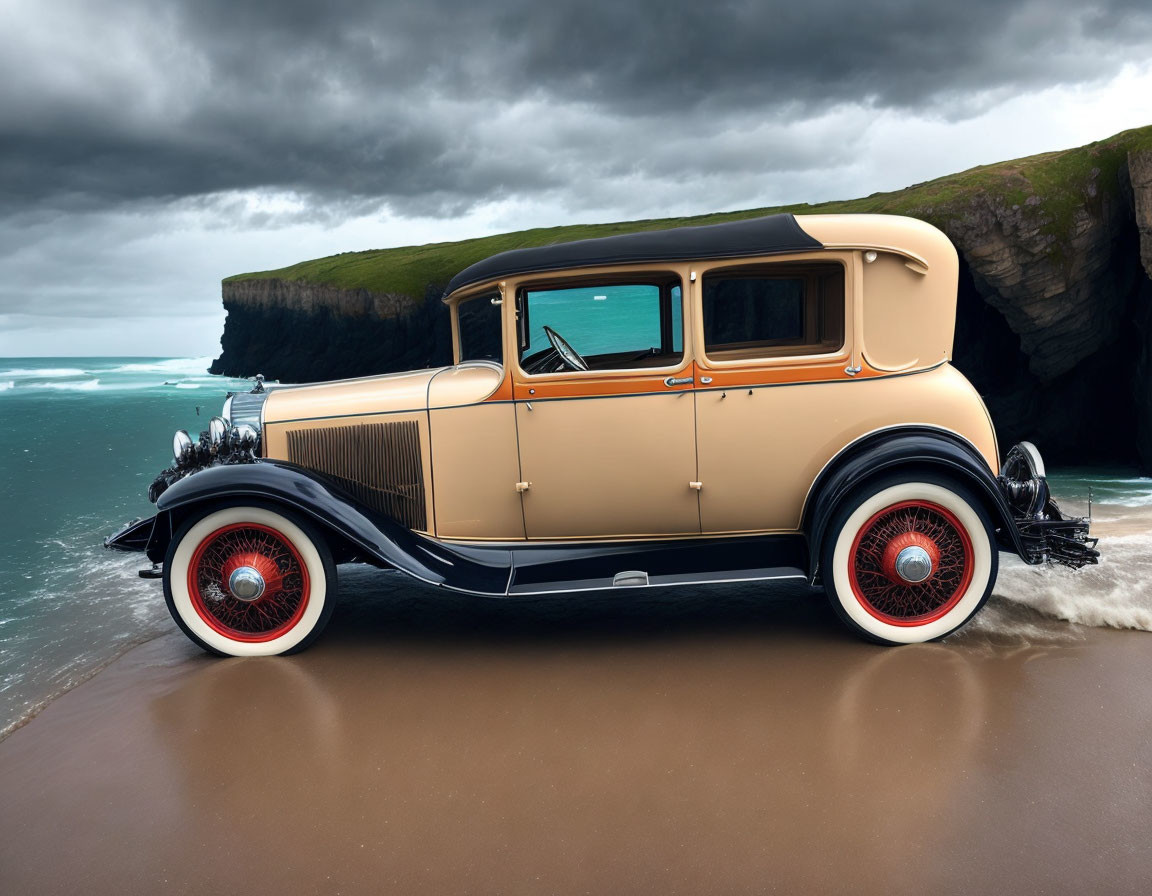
[142,575,1092,893]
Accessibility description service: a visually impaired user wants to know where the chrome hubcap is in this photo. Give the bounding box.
[894,545,933,583]
[227,566,266,601]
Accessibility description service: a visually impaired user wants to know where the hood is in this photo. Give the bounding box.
[261,362,505,424]
[262,367,448,425]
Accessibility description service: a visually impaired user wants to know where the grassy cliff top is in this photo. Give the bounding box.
[225,125,1152,299]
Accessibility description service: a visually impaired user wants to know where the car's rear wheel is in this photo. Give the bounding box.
[822,474,998,644]
[163,503,336,656]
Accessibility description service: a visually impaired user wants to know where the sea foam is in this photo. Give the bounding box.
[111,357,214,375]
[39,378,101,391]
[994,531,1152,632]
[0,367,87,378]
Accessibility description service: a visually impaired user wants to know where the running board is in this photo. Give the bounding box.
[507,565,807,596]
[504,535,807,596]
[407,532,809,597]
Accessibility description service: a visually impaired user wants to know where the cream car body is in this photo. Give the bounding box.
[107,214,1097,655]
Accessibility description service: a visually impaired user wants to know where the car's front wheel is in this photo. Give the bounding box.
[163,503,336,656]
[822,474,998,644]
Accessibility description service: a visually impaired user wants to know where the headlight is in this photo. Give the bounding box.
[233,424,259,451]
[173,430,194,465]
[208,416,228,447]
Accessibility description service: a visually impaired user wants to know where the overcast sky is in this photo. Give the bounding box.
[2,0,1151,358]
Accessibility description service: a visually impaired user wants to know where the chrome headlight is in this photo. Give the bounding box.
[172,430,194,465]
[232,424,259,451]
[208,416,228,447]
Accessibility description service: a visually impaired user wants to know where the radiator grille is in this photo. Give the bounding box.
[286,420,427,530]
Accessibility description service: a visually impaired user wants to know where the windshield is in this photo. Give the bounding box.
[457,292,503,363]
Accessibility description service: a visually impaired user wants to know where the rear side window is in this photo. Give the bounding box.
[702,262,845,361]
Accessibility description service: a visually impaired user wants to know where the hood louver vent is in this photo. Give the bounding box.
[286,421,427,531]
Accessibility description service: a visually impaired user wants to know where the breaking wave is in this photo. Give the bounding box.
[0,367,86,378]
[0,381,13,391]
[38,378,101,391]
[110,357,214,375]
[992,531,1152,632]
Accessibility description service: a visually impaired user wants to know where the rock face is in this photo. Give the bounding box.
[212,137,1152,470]
[1133,150,1152,278]
[946,177,1135,381]
[210,279,453,384]
[937,150,1151,468]
[1127,150,1152,469]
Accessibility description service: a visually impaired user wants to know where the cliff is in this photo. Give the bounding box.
[211,279,451,384]
[213,126,1152,469]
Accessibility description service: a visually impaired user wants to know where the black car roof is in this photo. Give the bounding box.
[443,213,823,297]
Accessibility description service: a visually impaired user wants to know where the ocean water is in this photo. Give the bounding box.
[988,472,1152,632]
[0,358,251,735]
[0,357,1149,737]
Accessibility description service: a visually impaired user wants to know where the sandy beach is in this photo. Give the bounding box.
[1,562,1150,895]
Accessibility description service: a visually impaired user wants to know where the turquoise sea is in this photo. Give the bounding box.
[1,357,1150,736]
[0,358,250,734]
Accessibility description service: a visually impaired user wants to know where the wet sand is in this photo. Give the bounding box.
[1,569,1150,895]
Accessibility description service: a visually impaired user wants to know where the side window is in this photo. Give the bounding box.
[457,292,503,363]
[702,262,844,361]
[518,279,683,373]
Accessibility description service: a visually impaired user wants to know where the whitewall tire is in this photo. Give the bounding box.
[822,475,998,644]
[163,503,337,656]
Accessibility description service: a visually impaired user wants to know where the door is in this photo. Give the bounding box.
[693,258,852,532]
[512,276,700,539]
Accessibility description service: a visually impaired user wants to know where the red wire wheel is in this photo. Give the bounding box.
[848,500,974,626]
[186,523,311,643]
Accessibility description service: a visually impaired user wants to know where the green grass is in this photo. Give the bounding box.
[225,124,1152,301]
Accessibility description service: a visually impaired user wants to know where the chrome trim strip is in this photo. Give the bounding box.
[497,571,808,598]
[429,570,810,598]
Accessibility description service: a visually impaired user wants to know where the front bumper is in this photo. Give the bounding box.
[104,515,155,553]
[999,442,1099,568]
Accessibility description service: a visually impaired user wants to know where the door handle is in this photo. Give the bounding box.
[664,376,693,387]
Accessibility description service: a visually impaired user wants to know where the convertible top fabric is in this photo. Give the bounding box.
[443,214,823,297]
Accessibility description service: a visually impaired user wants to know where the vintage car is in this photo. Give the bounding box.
[107,214,1097,655]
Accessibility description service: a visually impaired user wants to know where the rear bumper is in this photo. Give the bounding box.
[1013,510,1099,567]
[998,442,1099,568]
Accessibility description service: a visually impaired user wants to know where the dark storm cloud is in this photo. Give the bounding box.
[2,0,1151,218]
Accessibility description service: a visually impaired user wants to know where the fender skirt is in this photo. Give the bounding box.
[118,461,512,595]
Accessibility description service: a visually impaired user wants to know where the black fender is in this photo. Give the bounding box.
[802,427,1024,582]
[150,461,512,594]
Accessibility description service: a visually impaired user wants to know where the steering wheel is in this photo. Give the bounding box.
[543,325,589,371]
